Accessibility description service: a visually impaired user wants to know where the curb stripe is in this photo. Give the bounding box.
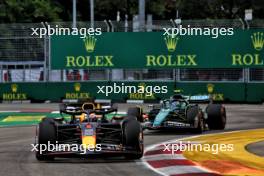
[142,129,264,176]
[145,149,182,156]
[156,166,210,175]
[143,154,185,161]
[170,173,222,176]
[147,159,195,168]
[141,134,221,176]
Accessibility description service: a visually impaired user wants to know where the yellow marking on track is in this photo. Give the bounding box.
[182,129,264,176]
[2,116,45,122]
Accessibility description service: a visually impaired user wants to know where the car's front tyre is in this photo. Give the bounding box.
[36,118,56,161]
[122,116,144,159]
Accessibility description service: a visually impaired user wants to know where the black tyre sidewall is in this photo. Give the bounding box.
[127,107,143,122]
[206,104,226,130]
[36,118,57,160]
[122,117,143,159]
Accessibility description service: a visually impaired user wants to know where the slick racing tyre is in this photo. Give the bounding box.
[127,107,143,122]
[206,104,226,130]
[192,112,204,134]
[122,117,143,159]
[187,106,203,134]
[36,118,57,161]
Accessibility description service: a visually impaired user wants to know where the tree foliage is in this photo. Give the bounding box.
[0,0,263,23]
[0,0,62,22]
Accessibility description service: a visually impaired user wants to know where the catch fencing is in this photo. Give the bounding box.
[0,20,263,83]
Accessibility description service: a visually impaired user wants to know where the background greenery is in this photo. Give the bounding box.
[0,0,263,23]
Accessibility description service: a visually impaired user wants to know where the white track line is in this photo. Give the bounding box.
[157,165,209,175]
[0,111,21,113]
[143,154,185,161]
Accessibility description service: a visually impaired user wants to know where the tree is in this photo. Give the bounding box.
[0,0,62,23]
[0,0,263,23]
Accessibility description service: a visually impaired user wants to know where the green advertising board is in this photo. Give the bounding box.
[0,82,175,102]
[1,81,262,102]
[51,30,264,69]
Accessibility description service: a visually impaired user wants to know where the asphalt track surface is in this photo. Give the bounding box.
[0,104,263,176]
[247,141,264,157]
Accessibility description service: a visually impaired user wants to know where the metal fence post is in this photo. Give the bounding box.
[41,22,47,82]
[104,20,110,32]
[109,20,114,32]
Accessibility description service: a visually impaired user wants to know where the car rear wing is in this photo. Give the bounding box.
[59,102,115,115]
[59,103,84,115]
[184,95,212,103]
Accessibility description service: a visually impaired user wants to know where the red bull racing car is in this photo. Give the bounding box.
[35,102,144,160]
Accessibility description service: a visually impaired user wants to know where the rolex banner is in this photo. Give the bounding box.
[51,29,264,69]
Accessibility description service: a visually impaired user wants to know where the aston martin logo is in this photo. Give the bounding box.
[83,35,97,52]
[164,35,179,52]
[11,84,18,93]
[251,32,264,51]
[74,83,81,92]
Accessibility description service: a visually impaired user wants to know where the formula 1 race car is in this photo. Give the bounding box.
[143,94,226,133]
[35,102,143,160]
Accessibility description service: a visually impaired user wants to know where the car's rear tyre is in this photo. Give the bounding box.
[122,118,143,159]
[36,118,56,161]
[206,104,226,130]
[187,106,203,134]
[187,106,198,123]
[127,107,143,122]
[192,114,204,134]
